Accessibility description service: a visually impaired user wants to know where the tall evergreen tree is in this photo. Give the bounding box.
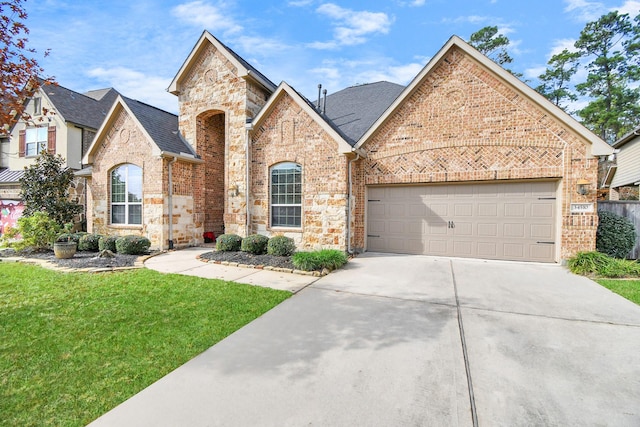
[468,25,513,66]
[536,49,580,111]
[574,11,640,143]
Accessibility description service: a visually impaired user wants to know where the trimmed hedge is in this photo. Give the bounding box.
[597,210,637,258]
[216,234,242,252]
[99,236,118,252]
[115,235,151,255]
[78,234,101,252]
[292,249,348,271]
[267,235,296,257]
[241,234,269,255]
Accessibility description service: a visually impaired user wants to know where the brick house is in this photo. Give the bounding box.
[0,81,118,234]
[82,31,613,263]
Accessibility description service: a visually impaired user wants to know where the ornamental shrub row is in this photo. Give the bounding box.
[61,233,151,255]
[216,233,297,256]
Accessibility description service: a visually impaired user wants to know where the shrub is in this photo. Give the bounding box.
[267,235,296,256]
[99,236,118,252]
[568,251,640,277]
[78,234,101,252]
[292,249,348,271]
[216,234,242,252]
[241,234,269,254]
[596,210,637,258]
[1,212,61,251]
[115,235,151,255]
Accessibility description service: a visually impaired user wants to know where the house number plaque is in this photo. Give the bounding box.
[570,203,594,213]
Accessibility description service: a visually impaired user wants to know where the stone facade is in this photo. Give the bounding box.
[352,47,600,259]
[175,42,270,243]
[250,92,349,249]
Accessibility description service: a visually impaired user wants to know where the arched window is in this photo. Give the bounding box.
[110,164,142,225]
[270,162,302,228]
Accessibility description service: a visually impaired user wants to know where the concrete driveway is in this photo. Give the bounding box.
[89,252,640,426]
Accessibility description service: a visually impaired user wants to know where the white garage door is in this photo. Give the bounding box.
[367,181,557,262]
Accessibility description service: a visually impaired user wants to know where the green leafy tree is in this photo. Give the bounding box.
[574,11,640,143]
[536,49,581,111]
[19,151,82,225]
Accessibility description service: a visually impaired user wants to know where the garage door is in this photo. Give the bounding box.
[367,181,557,262]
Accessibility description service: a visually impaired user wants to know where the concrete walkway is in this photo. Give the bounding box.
[89,251,640,426]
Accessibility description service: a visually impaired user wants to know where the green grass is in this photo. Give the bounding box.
[292,249,348,271]
[595,279,640,305]
[0,263,291,427]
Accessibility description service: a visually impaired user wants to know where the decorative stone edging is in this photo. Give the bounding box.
[0,254,151,273]
[195,254,330,277]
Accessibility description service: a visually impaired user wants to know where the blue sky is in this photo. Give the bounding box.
[24,0,640,114]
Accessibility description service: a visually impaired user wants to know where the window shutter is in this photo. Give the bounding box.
[47,126,56,154]
[18,130,26,157]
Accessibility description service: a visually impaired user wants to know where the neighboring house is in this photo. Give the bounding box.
[82,31,613,263]
[602,126,640,200]
[0,81,118,233]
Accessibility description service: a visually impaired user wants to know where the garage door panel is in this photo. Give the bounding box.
[478,203,498,217]
[531,203,553,218]
[367,181,557,262]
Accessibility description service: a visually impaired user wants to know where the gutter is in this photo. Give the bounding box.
[245,121,253,236]
[159,151,204,164]
[167,156,178,250]
[347,152,361,254]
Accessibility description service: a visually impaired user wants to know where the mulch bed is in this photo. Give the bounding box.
[0,248,142,269]
[198,250,296,270]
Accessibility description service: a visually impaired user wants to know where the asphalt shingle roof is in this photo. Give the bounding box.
[320,81,405,145]
[41,81,118,130]
[121,97,196,157]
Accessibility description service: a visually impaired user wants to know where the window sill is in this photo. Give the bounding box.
[108,224,143,229]
[269,226,302,233]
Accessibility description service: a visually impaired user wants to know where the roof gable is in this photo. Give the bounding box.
[39,80,118,130]
[250,82,354,154]
[168,30,276,95]
[323,81,404,145]
[83,95,198,165]
[355,35,613,157]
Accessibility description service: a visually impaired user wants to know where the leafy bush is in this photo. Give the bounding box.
[267,235,296,256]
[99,236,118,252]
[1,212,61,250]
[241,234,269,255]
[56,232,85,244]
[597,210,637,258]
[78,234,101,252]
[216,234,242,252]
[292,249,348,271]
[568,251,640,278]
[115,235,151,255]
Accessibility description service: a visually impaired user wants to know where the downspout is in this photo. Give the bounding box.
[167,156,177,250]
[347,153,361,254]
[245,121,253,237]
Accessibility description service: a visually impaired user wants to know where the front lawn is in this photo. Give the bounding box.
[0,263,291,426]
[595,279,640,305]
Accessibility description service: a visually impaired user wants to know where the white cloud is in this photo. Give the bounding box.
[288,0,314,6]
[549,38,578,57]
[616,0,640,15]
[312,3,393,48]
[563,0,608,21]
[88,67,177,114]
[411,0,426,6]
[172,1,242,34]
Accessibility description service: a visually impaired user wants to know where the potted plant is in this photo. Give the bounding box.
[53,233,77,259]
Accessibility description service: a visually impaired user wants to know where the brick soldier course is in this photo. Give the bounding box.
[81,31,613,263]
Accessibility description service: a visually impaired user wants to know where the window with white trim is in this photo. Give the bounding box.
[111,164,142,225]
[270,162,302,228]
[25,127,47,156]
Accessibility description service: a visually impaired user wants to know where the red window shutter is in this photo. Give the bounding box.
[18,130,26,157]
[47,126,56,154]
